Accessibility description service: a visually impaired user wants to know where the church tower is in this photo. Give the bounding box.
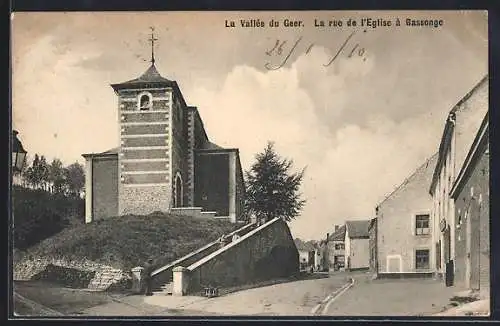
[110,28,188,215]
[83,27,245,223]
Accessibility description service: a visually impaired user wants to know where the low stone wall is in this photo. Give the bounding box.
[183,218,299,295]
[31,264,96,288]
[13,255,130,291]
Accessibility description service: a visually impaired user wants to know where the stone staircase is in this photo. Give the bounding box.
[170,207,218,219]
[152,276,174,296]
[150,221,257,296]
[87,267,126,291]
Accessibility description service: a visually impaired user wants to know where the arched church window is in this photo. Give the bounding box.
[174,172,183,208]
[138,93,153,110]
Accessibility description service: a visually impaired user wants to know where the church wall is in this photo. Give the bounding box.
[119,89,169,98]
[193,112,209,149]
[117,88,173,215]
[122,112,169,123]
[119,185,171,215]
[122,137,167,148]
[170,95,188,207]
[121,173,169,184]
[121,102,137,111]
[194,152,230,216]
[122,161,168,171]
[122,124,168,135]
[235,154,245,221]
[92,155,119,220]
[121,149,167,160]
[186,108,196,206]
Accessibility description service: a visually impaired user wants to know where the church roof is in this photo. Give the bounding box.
[82,147,119,158]
[202,141,224,150]
[345,220,371,239]
[111,64,175,90]
[99,147,120,155]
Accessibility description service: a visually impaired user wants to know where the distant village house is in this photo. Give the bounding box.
[345,220,371,271]
[326,225,346,271]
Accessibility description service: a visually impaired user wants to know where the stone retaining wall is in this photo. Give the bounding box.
[181,218,299,295]
[13,255,130,291]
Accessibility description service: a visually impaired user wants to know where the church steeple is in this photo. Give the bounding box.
[148,26,158,66]
[110,28,175,91]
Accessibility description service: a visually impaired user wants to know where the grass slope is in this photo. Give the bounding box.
[23,212,240,270]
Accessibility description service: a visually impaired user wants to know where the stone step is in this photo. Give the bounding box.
[200,211,217,218]
[171,207,203,217]
[154,282,173,295]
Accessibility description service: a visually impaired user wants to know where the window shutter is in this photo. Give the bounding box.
[411,214,416,236]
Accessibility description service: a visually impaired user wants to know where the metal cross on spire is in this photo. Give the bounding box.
[148,26,158,65]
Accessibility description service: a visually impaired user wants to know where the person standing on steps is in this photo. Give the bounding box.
[143,258,154,296]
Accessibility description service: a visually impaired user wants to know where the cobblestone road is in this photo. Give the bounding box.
[325,274,458,316]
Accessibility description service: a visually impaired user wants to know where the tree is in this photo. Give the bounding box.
[38,156,50,191]
[49,158,65,193]
[64,162,85,197]
[20,154,31,188]
[28,154,42,189]
[244,142,306,222]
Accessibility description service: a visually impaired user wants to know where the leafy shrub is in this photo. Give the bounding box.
[12,186,84,250]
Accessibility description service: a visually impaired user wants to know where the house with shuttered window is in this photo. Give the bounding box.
[371,154,438,277]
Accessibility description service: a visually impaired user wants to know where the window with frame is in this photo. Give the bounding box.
[415,214,430,235]
[334,255,345,263]
[139,93,152,110]
[334,243,345,250]
[415,249,430,269]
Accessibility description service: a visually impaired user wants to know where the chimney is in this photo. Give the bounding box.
[326,233,330,241]
[335,225,339,232]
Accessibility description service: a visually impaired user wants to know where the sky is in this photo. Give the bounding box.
[12,11,488,240]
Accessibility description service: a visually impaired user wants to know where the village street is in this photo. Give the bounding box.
[323,273,458,316]
[82,273,349,316]
[14,271,472,317]
[75,271,459,317]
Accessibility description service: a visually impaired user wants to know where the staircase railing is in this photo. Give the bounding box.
[151,221,257,290]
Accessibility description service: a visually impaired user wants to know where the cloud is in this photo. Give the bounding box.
[186,48,441,240]
[13,34,119,165]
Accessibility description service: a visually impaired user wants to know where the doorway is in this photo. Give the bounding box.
[174,173,183,208]
[465,207,471,288]
[387,255,402,273]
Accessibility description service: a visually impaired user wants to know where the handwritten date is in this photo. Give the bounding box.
[264,30,367,70]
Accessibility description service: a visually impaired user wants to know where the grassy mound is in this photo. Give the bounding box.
[22,212,240,270]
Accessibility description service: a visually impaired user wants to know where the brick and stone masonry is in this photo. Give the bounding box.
[118,85,173,215]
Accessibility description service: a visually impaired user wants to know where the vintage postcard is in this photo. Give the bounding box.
[11,10,489,318]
